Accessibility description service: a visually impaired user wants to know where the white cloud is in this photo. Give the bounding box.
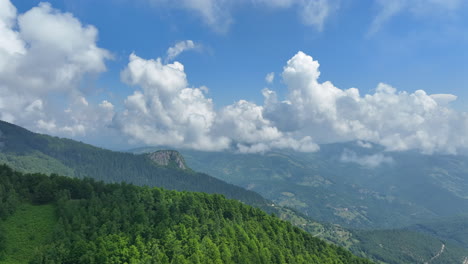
[255,0,336,31]
[3,1,468,155]
[430,94,457,106]
[265,72,275,83]
[368,0,404,36]
[356,140,372,149]
[147,0,233,33]
[115,53,229,150]
[115,50,468,154]
[369,0,463,35]
[0,0,113,137]
[147,0,334,32]
[166,40,198,62]
[115,53,319,153]
[340,149,393,168]
[262,51,468,154]
[299,0,331,31]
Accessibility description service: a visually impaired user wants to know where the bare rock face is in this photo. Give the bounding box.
[147,150,188,170]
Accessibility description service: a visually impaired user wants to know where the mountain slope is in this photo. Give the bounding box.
[149,144,468,229]
[350,229,468,264]
[3,121,468,263]
[0,120,266,207]
[129,147,468,263]
[408,215,468,249]
[0,165,373,264]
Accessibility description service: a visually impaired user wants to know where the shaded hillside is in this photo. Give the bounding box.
[350,229,468,264]
[0,165,372,264]
[0,120,266,207]
[408,215,468,249]
[145,144,468,229]
[2,121,467,263]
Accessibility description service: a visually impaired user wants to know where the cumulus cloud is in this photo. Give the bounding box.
[115,53,229,150]
[261,51,468,154]
[114,50,468,154]
[0,0,113,136]
[3,1,468,155]
[147,0,334,32]
[114,52,319,153]
[265,72,275,83]
[369,0,463,35]
[340,149,393,168]
[166,40,198,62]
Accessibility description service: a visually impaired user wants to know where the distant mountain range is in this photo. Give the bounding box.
[136,143,468,230]
[2,120,468,263]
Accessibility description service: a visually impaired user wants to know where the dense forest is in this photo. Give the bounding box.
[0,120,267,208]
[0,165,372,263]
[2,121,468,263]
[175,143,468,230]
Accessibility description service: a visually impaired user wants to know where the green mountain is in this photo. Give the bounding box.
[408,215,468,249]
[350,229,468,264]
[139,145,468,229]
[3,120,468,263]
[0,120,267,207]
[131,145,468,263]
[0,165,372,264]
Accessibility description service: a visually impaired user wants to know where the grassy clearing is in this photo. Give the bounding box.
[0,203,56,264]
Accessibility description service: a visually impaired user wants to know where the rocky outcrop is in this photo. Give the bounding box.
[147,150,188,170]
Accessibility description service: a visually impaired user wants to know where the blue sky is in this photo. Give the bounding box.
[12,0,468,107]
[1,0,468,155]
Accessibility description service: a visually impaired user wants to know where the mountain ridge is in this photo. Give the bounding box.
[3,120,468,263]
[0,120,267,208]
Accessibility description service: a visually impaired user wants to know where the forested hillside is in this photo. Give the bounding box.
[350,230,468,264]
[0,120,266,207]
[3,121,468,263]
[409,215,468,249]
[164,145,468,229]
[0,165,372,264]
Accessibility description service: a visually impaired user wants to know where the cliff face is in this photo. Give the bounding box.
[147,150,188,170]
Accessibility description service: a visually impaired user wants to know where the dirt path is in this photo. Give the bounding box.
[424,243,445,264]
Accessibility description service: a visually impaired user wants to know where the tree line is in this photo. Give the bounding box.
[0,165,372,263]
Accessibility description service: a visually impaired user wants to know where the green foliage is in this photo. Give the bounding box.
[0,120,267,208]
[0,152,74,177]
[0,224,5,258]
[0,203,55,264]
[409,215,468,248]
[6,121,466,263]
[174,146,468,230]
[0,165,372,264]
